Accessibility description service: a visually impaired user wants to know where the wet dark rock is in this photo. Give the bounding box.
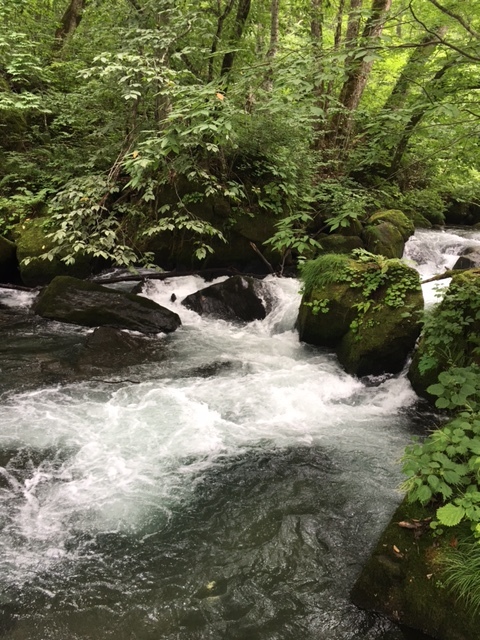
[452,246,480,270]
[182,360,236,378]
[182,275,272,322]
[34,276,181,334]
[75,326,165,374]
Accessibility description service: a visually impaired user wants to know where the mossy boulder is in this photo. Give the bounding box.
[297,256,360,347]
[316,234,364,255]
[0,236,19,283]
[34,276,181,334]
[351,497,480,640]
[367,210,415,242]
[408,270,480,399]
[298,253,423,375]
[182,275,272,322]
[361,222,405,259]
[14,218,99,287]
[411,212,433,229]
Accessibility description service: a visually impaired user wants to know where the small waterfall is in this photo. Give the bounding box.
[404,227,480,305]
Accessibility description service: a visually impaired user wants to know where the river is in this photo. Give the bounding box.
[0,228,479,639]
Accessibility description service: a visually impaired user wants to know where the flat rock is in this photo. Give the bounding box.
[34,275,181,334]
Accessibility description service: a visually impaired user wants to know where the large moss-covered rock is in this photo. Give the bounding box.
[34,276,181,334]
[182,275,272,322]
[297,255,360,347]
[362,221,405,258]
[367,210,415,242]
[14,219,98,286]
[351,498,480,640]
[408,270,480,398]
[298,253,423,375]
[361,209,415,259]
[316,234,364,255]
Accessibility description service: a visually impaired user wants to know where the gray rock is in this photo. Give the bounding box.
[34,276,181,334]
[182,275,272,322]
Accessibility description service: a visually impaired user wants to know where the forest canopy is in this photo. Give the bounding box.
[0,0,479,269]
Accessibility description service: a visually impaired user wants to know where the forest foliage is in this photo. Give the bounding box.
[0,0,479,267]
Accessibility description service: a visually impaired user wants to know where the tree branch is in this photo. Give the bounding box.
[425,0,480,40]
[409,2,480,62]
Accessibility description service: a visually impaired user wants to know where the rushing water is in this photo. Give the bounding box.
[0,229,477,639]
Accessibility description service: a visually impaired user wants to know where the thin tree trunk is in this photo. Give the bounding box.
[208,0,236,82]
[382,26,448,112]
[331,0,392,147]
[263,0,280,90]
[344,0,363,47]
[220,0,252,78]
[388,60,457,176]
[54,0,87,50]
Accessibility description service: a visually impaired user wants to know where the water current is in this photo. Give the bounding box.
[1,228,480,639]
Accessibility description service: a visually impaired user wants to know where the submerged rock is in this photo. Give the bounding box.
[351,498,480,640]
[75,326,165,375]
[182,275,272,322]
[298,253,423,376]
[34,275,181,334]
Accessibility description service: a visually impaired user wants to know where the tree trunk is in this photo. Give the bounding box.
[388,60,457,176]
[220,0,252,78]
[208,0,236,82]
[263,0,280,90]
[345,0,363,47]
[54,0,87,50]
[330,0,392,147]
[382,26,448,112]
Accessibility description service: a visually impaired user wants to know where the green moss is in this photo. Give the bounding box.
[316,234,364,254]
[362,221,405,258]
[298,252,423,374]
[352,497,480,639]
[14,218,98,286]
[0,236,16,263]
[368,209,415,241]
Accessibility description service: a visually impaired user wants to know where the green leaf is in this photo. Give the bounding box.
[436,503,465,527]
[417,484,433,505]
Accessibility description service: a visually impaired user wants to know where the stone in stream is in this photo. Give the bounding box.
[34,275,181,334]
[361,210,415,259]
[182,275,273,322]
[452,246,480,270]
[297,253,423,376]
[75,326,166,375]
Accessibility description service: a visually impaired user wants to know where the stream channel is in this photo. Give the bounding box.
[1,228,480,640]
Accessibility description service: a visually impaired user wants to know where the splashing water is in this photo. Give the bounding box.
[0,232,466,639]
